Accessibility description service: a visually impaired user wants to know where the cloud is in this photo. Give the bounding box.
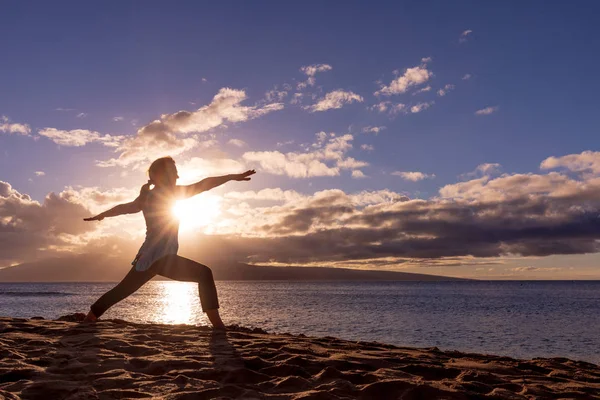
[265,89,288,102]
[540,151,600,175]
[362,126,386,134]
[352,170,367,179]
[0,181,97,267]
[98,88,284,168]
[413,86,432,95]
[410,101,434,113]
[421,57,432,63]
[76,113,88,118]
[461,163,502,180]
[437,84,455,97]
[297,64,332,89]
[227,138,247,147]
[55,108,75,112]
[38,128,122,147]
[6,151,600,268]
[243,133,368,178]
[0,116,31,136]
[375,64,432,96]
[459,29,473,43]
[392,171,435,181]
[475,106,499,115]
[462,74,472,80]
[175,157,246,184]
[34,171,45,177]
[300,64,333,77]
[306,90,364,112]
[361,144,374,151]
[369,102,406,116]
[112,116,124,122]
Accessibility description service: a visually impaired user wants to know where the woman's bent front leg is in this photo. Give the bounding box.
[152,255,224,328]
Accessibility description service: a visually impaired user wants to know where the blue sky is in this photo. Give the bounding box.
[1,2,600,279]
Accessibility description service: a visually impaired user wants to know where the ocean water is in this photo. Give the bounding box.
[1,281,598,364]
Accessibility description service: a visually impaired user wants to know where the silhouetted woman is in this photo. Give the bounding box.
[83,156,255,329]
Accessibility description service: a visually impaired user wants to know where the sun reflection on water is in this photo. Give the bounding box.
[155,281,198,325]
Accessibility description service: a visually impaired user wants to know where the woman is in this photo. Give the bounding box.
[83,156,255,329]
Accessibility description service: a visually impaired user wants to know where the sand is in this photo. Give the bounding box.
[0,315,598,400]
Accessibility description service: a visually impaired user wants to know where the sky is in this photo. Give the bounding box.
[1,1,600,279]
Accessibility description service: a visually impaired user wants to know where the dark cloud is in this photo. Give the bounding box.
[0,181,95,265]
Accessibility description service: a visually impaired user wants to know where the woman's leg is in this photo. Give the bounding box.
[152,254,224,329]
[88,266,156,319]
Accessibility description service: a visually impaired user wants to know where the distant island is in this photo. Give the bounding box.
[0,254,465,282]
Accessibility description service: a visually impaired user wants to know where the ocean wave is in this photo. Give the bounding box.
[0,291,74,297]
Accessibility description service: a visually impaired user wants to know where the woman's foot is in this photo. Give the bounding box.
[206,309,226,330]
[83,310,98,323]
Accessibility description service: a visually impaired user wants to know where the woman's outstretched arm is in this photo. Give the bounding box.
[178,170,255,198]
[83,198,142,221]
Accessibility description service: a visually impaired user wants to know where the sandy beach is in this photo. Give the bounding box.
[0,316,598,400]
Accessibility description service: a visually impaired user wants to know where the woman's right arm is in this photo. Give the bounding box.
[84,198,142,221]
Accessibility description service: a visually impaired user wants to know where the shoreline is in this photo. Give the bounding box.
[1,316,598,399]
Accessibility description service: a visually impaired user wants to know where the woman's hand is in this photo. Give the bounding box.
[234,170,256,181]
[83,214,105,222]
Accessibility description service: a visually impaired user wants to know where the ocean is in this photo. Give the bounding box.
[1,280,598,364]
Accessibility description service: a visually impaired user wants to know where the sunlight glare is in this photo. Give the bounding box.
[157,281,197,325]
[172,194,222,231]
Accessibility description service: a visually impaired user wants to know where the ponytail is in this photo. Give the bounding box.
[139,179,153,208]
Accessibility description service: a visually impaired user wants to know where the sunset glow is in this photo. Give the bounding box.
[1,2,600,280]
[172,194,222,232]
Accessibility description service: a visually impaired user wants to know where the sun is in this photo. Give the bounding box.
[172,194,222,231]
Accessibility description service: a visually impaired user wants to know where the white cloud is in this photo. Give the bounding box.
[392,171,435,181]
[375,65,432,96]
[38,128,122,147]
[76,113,88,119]
[290,93,304,105]
[98,88,283,168]
[243,133,368,178]
[459,29,473,43]
[413,86,432,95]
[55,108,75,112]
[277,140,295,147]
[462,74,472,80]
[297,64,332,89]
[202,78,208,83]
[265,89,288,102]
[306,90,364,112]
[0,116,31,136]
[112,116,124,122]
[476,163,502,175]
[437,84,455,97]
[410,101,434,113]
[475,106,499,115]
[352,170,367,179]
[176,157,246,184]
[421,57,432,63]
[34,171,45,176]
[540,151,600,175]
[361,144,374,151]
[369,101,391,113]
[362,126,386,134]
[300,64,332,77]
[227,138,247,147]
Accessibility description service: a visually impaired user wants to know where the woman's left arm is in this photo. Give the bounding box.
[177,170,255,198]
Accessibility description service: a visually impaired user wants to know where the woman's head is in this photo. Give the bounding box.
[148,156,178,187]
